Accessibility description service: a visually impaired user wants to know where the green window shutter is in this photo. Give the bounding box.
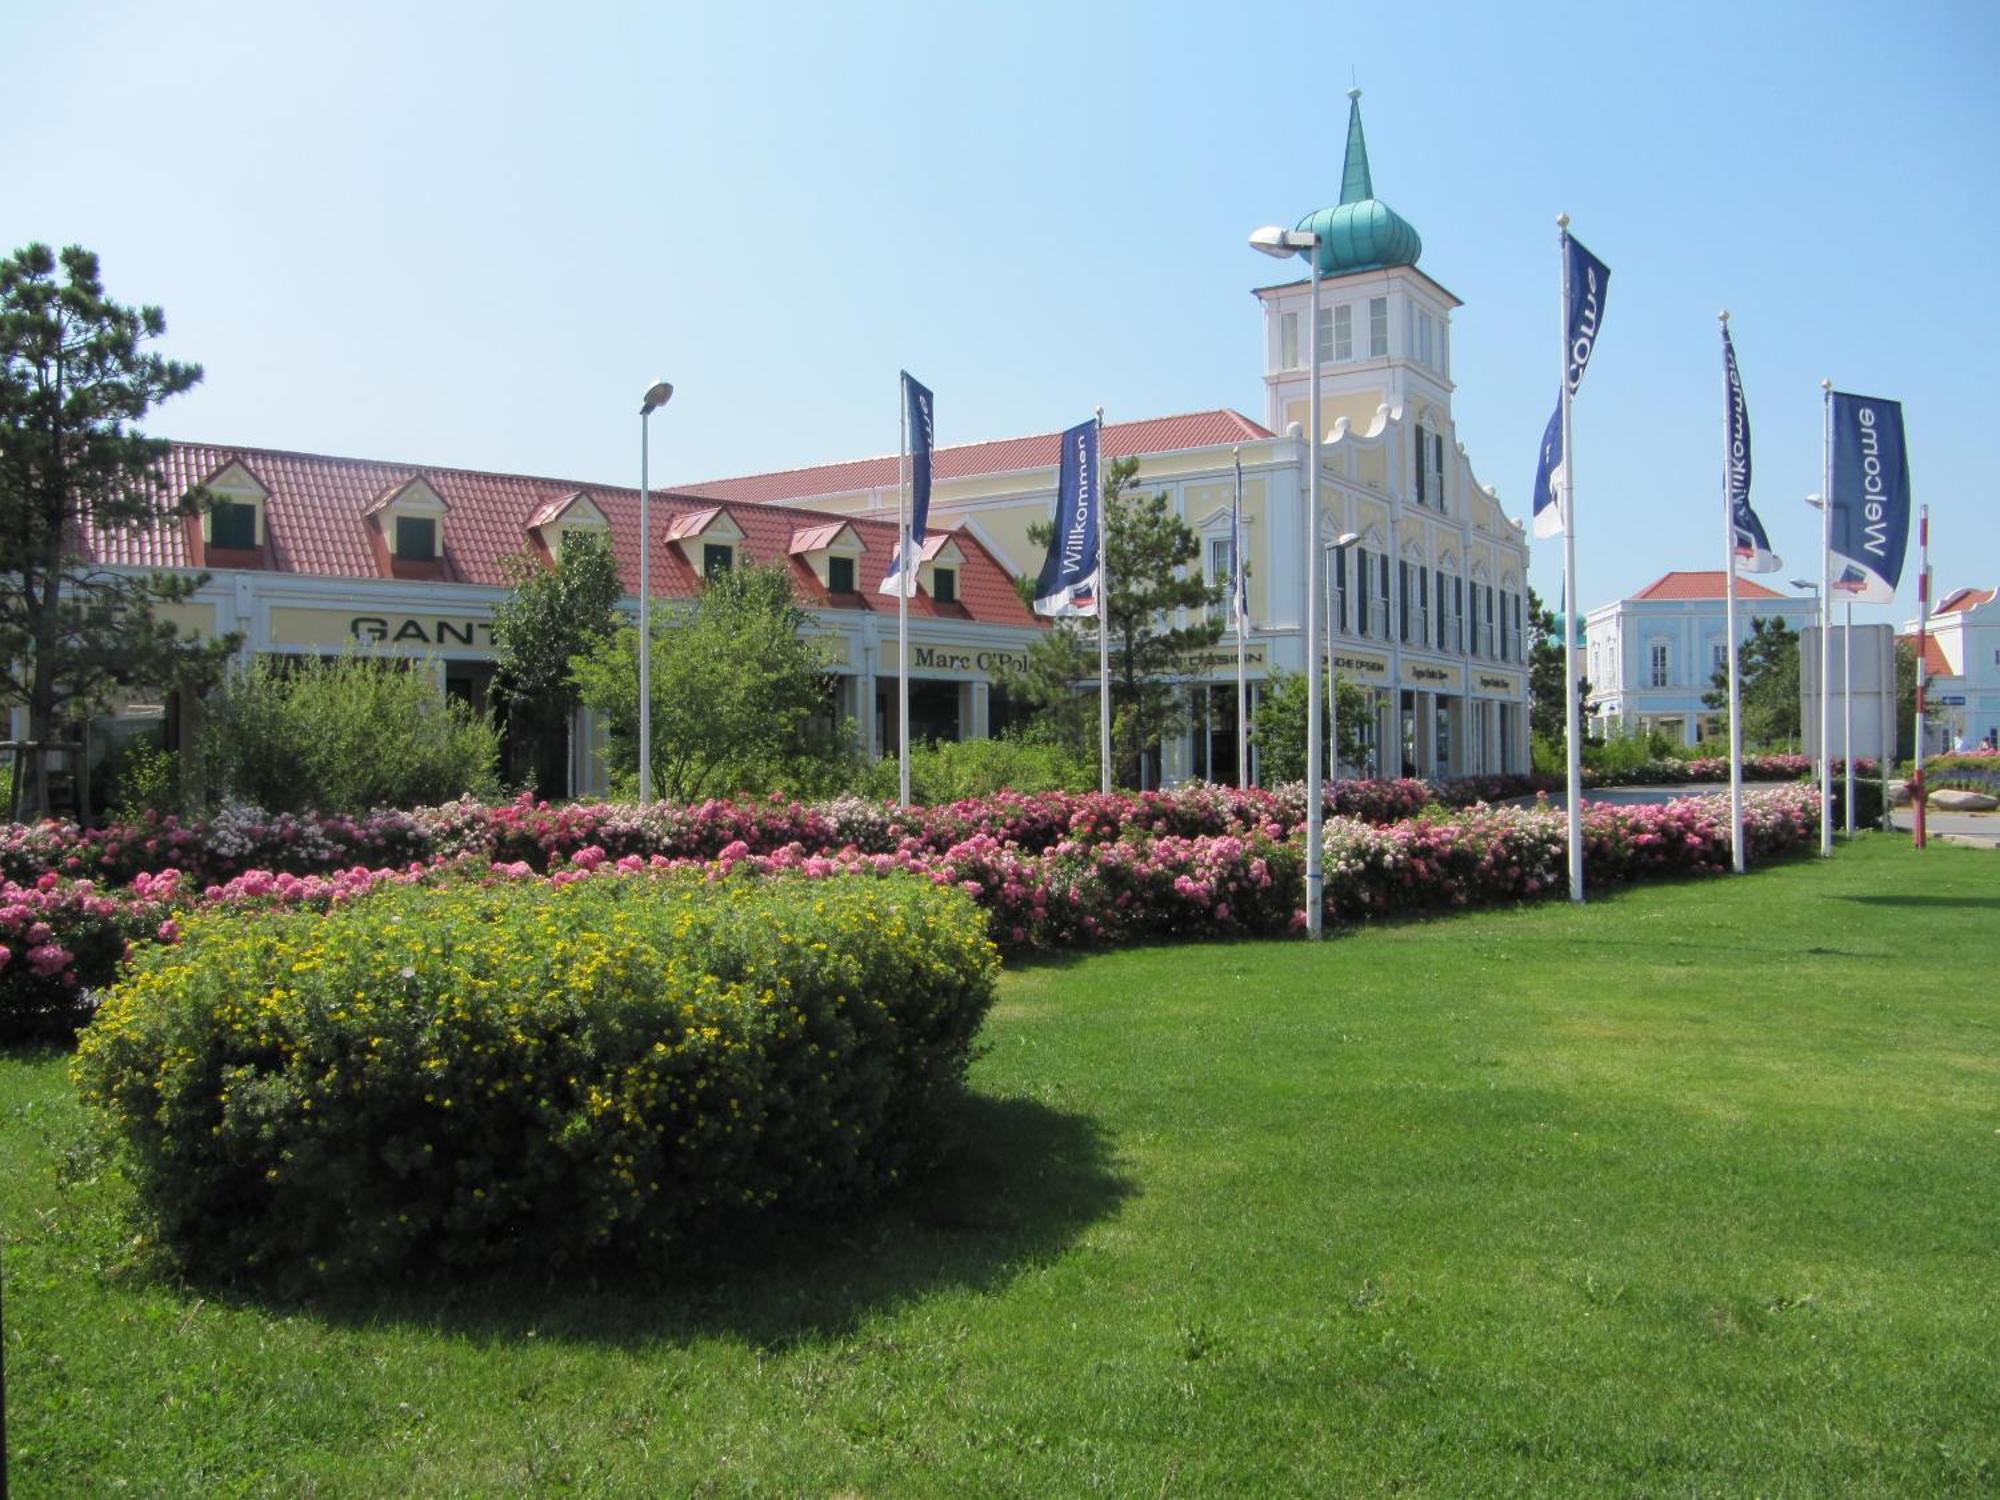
[827,555,855,593]
[210,501,257,549]
[394,515,436,560]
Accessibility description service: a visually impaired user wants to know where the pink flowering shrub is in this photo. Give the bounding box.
[1,782,1827,1042]
[0,874,174,1040]
[0,804,432,889]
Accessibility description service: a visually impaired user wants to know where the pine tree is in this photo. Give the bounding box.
[1006,456,1221,787]
[1528,586,1589,744]
[1702,614,1801,749]
[0,243,233,816]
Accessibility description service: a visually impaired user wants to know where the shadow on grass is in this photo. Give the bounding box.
[1838,894,2000,910]
[190,1090,1133,1355]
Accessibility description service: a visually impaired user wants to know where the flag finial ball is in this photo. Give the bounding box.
[1718,309,1729,323]
[1820,378,1832,392]
[1556,212,1570,229]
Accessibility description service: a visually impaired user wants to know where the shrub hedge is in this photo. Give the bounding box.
[73,873,998,1283]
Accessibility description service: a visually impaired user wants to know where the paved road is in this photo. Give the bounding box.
[1888,805,1999,848]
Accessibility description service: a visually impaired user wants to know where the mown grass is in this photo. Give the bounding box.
[4,836,1997,1496]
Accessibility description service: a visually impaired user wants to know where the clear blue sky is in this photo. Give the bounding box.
[6,0,1996,626]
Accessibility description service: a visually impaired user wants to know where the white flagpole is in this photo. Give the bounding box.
[1234,445,1248,789]
[1914,507,1930,850]
[1721,312,1745,874]
[1818,379,1832,857]
[1843,598,1855,837]
[1096,406,1111,794]
[1559,214,1583,903]
[898,374,911,810]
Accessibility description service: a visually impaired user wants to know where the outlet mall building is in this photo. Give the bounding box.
[88,94,1532,795]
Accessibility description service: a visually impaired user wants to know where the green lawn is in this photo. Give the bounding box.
[5,837,1997,1496]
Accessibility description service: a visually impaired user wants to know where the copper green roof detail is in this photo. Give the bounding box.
[1296,90,1422,277]
[1339,87,1374,205]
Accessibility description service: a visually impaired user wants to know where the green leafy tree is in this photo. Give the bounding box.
[201,654,501,814]
[1528,586,1588,745]
[572,561,852,803]
[1004,456,1221,787]
[1250,668,1370,783]
[0,243,237,816]
[489,529,624,797]
[1893,637,1920,760]
[1702,614,1800,749]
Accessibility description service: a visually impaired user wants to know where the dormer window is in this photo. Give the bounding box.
[395,515,436,561]
[210,499,258,549]
[527,490,610,560]
[788,520,866,602]
[192,458,272,560]
[931,566,958,605]
[365,474,450,576]
[667,506,746,582]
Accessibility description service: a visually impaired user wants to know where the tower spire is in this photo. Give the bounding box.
[1339,88,1373,207]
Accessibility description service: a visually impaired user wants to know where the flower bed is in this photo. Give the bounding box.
[1,784,1827,1043]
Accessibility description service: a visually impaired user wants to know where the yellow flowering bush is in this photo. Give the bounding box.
[72,872,998,1282]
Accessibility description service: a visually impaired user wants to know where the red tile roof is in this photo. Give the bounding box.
[1631,570,1790,602]
[89,443,1038,627]
[1898,633,1955,677]
[674,409,1274,506]
[1937,586,1996,614]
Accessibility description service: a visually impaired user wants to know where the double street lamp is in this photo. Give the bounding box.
[638,380,674,808]
[1249,224,1327,938]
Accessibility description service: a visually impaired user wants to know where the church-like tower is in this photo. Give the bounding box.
[1250,90,1534,781]
[1256,90,1460,442]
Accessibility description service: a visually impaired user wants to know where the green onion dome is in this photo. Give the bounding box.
[1295,91,1423,276]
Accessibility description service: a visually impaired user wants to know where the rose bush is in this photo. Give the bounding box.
[4,784,1828,1042]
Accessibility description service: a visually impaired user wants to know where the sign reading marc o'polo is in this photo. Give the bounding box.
[887,642,1032,677]
[269,607,494,652]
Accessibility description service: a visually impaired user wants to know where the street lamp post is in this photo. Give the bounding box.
[1325,531,1361,784]
[1250,224,1325,938]
[1791,567,1825,839]
[638,380,674,808]
[1803,487,1832,854]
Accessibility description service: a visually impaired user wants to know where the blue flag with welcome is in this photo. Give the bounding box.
[1033,419,1100,617]
[1828,391,1910,604]
[1531,234,1611,540]
[881,371,936,595]
[1723,325,1780,572]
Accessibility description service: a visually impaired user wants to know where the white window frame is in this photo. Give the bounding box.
[1280,312,1299,371]
[1650,640,1671,689]
[1334,303,1353,361]
[1207,535,1236,622]
[1368,296,1389,358]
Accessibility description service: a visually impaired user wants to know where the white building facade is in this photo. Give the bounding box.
[1583,570,1817,746]
[1906,585,2000,753]
[683,91,1535,782]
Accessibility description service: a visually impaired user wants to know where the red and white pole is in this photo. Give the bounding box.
[1913,505,1929,851]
